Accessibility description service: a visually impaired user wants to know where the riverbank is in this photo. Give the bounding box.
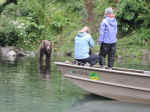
[0,0,150,67]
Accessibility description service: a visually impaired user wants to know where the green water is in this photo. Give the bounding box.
[0,57,150,112]
[0,57,85,112]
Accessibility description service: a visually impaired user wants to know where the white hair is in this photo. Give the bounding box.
[105,7,113,16]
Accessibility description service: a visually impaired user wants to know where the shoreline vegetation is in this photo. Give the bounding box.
[0,0,150,66]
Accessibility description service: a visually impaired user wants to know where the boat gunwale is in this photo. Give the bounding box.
[54,62,150,77]
[65,75,150,92]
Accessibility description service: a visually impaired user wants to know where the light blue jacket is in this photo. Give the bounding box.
[74,32,94,59]
[99,17,117,44]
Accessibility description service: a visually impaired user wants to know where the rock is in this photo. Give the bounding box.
[24,51,35,57]
[6,50,17,61]
[17,51,26,57]
[7,50,16,57]
[3,50,16,61]
[0,46,14,57]
[0,46,35,61]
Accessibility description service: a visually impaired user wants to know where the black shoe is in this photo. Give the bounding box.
[90,64,94,67]
[72,60,77,64]
[78,62,85,66]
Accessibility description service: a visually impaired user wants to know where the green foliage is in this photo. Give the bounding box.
[14,18,44,49]
[17,0,35,17]
[0,16,18,46]
[65,0,84,13]
[50,9,70,33]
[118,28,150,46]
[0,14,43,48]
[130,28,150,46]
[1,3,18,18]
[0,0,85,49]
[116,0,150,34]
[0,0,148,52]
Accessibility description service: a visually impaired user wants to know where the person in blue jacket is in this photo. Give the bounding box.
[99,7,118,69]
[74,26,98,66]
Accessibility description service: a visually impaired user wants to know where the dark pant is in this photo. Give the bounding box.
[99,43,116,67]
[75,54,99,66]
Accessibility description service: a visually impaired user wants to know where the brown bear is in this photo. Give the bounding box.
[38,40,52,75]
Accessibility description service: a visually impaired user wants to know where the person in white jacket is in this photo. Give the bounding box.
[74,26,99,66]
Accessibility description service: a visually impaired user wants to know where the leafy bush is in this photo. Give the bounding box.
[65,0,84,13]
[118,28,150,46]
[12,18,44,48]
[130,28,150,46]
[0,16,18,46]
[116,0,150,35]
[1,3,17,18]
[50,9,71,33]
[0,14,43,48]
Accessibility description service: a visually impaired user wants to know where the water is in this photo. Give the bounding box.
[0,57,150,112]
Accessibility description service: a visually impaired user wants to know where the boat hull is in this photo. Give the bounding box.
[55,62,150,104]
[66,75,150,104]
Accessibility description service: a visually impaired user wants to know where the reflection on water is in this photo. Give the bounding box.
[39,65,51,79]
[0,57,150,112]
[0,57,85,112]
